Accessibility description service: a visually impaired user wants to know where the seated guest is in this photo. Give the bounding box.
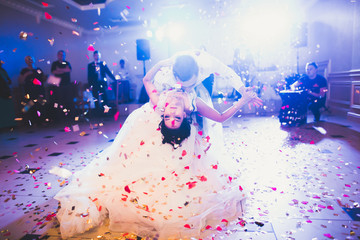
[291,62,328,122]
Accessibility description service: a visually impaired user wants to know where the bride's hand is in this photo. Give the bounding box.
[241,90,263,107]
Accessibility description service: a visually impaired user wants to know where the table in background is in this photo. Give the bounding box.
[278,90,307,126]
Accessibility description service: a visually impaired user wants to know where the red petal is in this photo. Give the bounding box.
[323,233,333,239]
[198,176,207,182]
[44,12,52,20]
[184,224,191,229]
[33,78,42,85]
[114,111,119,121]
[87,45,95,51]
[186,181,197,189]
[182,150,187,156]
[124,185,131,193]
[41,2,49,7]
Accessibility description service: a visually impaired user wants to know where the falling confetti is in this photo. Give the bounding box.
[19,31,28,40]
[44,12,52,20]
[48,37,55,46]
[88,45,95,51]
[72,30,80,36]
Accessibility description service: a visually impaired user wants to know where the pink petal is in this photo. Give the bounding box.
[323,233,333,238]
[87,45,95,51]
[44,12,52,20]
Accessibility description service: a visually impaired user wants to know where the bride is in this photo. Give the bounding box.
[54,57,256,239]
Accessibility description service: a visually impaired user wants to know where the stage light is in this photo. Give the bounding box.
[146,30,153,38]
[240,7,293,48]
[167,22,185,42]
[155,27,165,41]
[232,0,302,55]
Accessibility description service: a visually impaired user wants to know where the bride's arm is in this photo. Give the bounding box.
[195,91,255,123]
[143,59,174,106]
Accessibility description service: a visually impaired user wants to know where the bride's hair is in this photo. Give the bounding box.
[159,117,191,149]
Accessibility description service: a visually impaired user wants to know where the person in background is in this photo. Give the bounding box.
[19,56,46,99]
[291,62,328,122]
[87,50,116,114]
[117,59,130,80]
[51,50,71,86]
[19,55,47,125]
[51,50,75,119]
[0,59,12,99]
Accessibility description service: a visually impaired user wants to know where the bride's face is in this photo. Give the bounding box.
[163,95,186,129]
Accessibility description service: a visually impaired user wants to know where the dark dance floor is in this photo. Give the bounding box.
[0,104,359,239]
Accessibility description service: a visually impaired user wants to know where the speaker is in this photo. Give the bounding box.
[291,23,308,48]
[136,39,150,61]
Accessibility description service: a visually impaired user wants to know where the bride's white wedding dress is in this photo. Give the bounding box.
[54,90,246,239]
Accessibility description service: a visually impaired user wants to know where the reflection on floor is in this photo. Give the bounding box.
[0,109,359,240]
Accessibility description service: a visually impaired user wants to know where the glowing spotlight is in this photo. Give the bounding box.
[146,30,153,38]
[167,22,185,42]
[155,27,165,41]
[238,2,296,49]
[154,22,186,42]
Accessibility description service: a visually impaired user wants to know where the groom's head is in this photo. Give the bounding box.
[173,55,199,88]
